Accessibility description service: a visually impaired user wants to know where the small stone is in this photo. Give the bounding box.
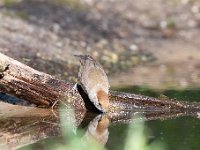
[108,53,118,63]
[92,51,99,58]
[160,21,167,29]
[141,55,148,62]
[129,44,139,52]
[56,42,63,47]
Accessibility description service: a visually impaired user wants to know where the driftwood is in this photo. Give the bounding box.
[0,51,200,112]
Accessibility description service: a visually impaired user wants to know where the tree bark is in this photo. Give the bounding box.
[0,52,85,110]
[0,51,200,112]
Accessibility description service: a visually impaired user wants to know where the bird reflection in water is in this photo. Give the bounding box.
[83,114,110,146]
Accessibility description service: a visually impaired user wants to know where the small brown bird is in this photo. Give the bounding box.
[75,55,110,112]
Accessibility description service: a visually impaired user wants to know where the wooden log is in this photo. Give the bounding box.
[0,51,85,110]
[0,51,200,112]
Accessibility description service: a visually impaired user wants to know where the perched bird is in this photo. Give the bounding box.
[74,55,110,112]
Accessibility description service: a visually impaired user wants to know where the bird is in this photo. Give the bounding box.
[74,54,110,112]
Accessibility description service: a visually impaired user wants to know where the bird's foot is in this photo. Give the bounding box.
[72,83,78,95]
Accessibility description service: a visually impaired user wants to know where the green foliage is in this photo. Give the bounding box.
[125,119,165,150]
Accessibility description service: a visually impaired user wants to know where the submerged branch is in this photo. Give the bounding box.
[0,51,200,112]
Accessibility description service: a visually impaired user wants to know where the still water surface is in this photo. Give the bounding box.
[19,87,200,150]
[107,87,200,150]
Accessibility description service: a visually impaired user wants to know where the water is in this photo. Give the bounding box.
[107,86,200,150]
[147,117,200,150]
[2,86,200,150]
[107,116,200,150]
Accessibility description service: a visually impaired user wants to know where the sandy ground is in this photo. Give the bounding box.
[0,0,200,89]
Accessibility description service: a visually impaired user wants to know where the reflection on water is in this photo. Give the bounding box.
[7,110,198,150]
[83,115,109,146]
[0,87,200,150]
[108,87,200,150]
[107,115,200,150]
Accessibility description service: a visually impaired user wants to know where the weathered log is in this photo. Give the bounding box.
[0,51,85,110]
[0,51,200,112]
